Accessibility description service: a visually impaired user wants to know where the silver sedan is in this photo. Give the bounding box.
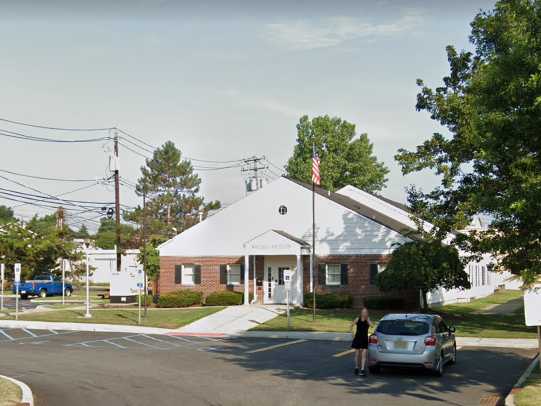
[367,313,457,376]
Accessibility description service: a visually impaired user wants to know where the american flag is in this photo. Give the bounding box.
[312,150,320,185]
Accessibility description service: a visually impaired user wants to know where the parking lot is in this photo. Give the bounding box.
[0,327,535,406]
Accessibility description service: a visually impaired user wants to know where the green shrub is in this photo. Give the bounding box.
[157,290,202,308]
[363,297,404,310]
[205,291,244,306]
[304,292,353,309]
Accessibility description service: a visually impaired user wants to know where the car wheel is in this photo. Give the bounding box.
[65,288,72,297]
[434,353,444,377]
[449,345,457,365]
[39,289,47,298]
[369,365,380,374]
[20,294,28,300]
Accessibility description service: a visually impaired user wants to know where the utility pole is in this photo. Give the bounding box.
[114,131,122,273]
[241,156,267,194]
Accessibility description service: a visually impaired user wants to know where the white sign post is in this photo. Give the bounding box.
[61,259,66,305]
[0,264,4,312]
[137,282,143,325]
[524,285,541,370]
[283,269,294,331]
[84,253,92,319]
[14,263,21,321]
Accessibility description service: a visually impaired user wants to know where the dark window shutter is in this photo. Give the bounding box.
[174,265,182,284]
[278,268,284,285]
[256,260,264,286]
[369,264,378,285]
[340,264,348,285]
[318,264,326,285]
[240,263,245,283]
[219,265,227,284]
[193,265,201,285]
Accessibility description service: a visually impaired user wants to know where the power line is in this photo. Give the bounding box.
[0,128,111,143]
[0,117,114,132]
[11,182,107,209]
[116,128,155,150]
[0,168,105,183]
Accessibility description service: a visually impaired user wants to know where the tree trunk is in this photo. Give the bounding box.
[421,289,429,313]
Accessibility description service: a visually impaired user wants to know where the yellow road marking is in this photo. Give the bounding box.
[247,339,307,354]
[333,349,356,358]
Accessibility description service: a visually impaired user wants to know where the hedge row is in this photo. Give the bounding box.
[303,292,353,309]
[157,290,203,308]
[363,297,405,310]
[156,290,251,307]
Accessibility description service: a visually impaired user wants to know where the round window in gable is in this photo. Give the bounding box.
[278,205,288,215]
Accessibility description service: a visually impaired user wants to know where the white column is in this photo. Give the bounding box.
[296,253,303,306]
[244,255,250,305]
[252,256,257,303]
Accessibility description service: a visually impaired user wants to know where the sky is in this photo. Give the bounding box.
[0,0,496,231]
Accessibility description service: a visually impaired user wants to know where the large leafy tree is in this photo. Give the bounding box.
[127,141,220,241]
[395,0,541,284]
[94,218,136,250]
[0,205,15,224]
[0,216,80,279]
[286,115,389,192]
[378,240,470,311]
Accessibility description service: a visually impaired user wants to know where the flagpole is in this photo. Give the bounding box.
[312,178,316,320]
[312,143,317,321]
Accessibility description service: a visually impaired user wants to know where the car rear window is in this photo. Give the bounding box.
[377,319,430,336]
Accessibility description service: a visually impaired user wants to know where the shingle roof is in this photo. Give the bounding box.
[285,177,418,237]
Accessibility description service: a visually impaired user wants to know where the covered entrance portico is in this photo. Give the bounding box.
[243,229,311,306]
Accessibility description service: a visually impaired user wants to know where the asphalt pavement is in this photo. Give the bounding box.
[0,327,534,406]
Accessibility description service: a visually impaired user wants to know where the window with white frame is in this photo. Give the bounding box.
[326,264,341,286]
[182,264,195,286]
[227,265,241,285]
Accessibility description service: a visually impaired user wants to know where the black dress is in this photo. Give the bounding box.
[351,319,369,349]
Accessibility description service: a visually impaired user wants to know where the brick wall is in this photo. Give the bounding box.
[160,254,418,308]
[302,255,418,309]
[159,256,255,299]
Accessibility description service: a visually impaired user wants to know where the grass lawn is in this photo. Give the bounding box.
[254,290,537,338]
[436,290,535,339]
[515,369,541,406]
[0,376,22,406]
[253,308,384,333]
[13,307,224,329]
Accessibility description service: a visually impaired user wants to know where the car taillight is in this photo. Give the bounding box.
[424,336,437,346]
[368,335,378,345]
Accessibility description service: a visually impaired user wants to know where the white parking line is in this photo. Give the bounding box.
[22,328,38,338]
[0,329,14,341]
[141,335,180,347]
[168,335,200,345]
[122,336,165,350]
[104,339,127,349]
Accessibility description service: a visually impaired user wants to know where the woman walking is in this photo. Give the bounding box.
[351,307,371,376]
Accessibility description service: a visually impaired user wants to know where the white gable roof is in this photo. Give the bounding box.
[159,177,410,257]
[337,185,434,235]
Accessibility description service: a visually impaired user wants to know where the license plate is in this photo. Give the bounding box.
[20,290,26,294]
[394,340,408,349]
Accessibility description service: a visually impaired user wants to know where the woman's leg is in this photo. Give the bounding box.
[354,349,360,369]
[361,349,368,371]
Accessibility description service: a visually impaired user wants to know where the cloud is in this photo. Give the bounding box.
[264,12,423,50]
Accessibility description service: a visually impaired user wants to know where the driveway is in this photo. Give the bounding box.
[0,327,534,406]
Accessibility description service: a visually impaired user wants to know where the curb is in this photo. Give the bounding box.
[0,374,34,406]
[505,354,539,406]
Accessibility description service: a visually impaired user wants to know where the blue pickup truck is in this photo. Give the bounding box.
[13,274,73,299]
